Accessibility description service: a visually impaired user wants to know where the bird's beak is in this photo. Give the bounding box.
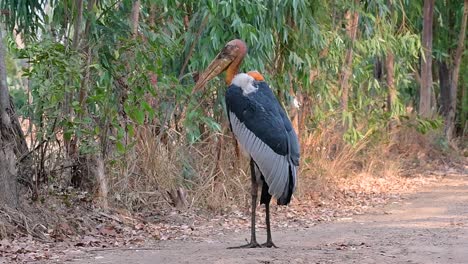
[192,54,234,94]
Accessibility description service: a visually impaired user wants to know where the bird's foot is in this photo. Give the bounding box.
[227,240,262,249]
[261,240,278,248]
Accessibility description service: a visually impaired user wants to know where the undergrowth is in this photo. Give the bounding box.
[103,116,460,214]
[1,116,463,243]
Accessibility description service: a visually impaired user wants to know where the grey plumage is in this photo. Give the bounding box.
[229,111,295,200]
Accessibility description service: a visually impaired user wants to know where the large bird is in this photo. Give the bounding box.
[194,39,300,248]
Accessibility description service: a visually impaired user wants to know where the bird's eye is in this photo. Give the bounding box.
[226,45,238,53]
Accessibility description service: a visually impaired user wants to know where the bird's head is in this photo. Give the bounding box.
[193,39,247,93]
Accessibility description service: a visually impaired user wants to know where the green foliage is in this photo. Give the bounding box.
[9,88,28,116]
[415,117,444,135]
[0,0,45,38]
[400,115,444,134]
[11,38,82,144]
[2,0,465,161]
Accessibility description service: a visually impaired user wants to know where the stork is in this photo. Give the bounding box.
[193,39,300,248]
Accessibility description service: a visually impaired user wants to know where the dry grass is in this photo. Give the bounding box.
[188,138,251,211]
[96,116,462,214]
[107,126,182,211]
[295,120,425,203]
[107,126,252,212]
[3,115,461,245]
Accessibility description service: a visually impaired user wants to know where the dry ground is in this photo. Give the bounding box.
[65,172,468,264]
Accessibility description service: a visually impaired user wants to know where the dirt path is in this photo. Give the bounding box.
[71,174,468,264]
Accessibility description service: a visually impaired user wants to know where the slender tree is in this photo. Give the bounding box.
[131,0,141,38]
[386,0,396,116]
[419,0,435,118]
[445,0,468,139]
[0,30,19,208]
[340,1,360,111]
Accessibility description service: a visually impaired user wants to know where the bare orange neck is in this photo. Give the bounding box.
[225,41,247,85]
[226,61,240,85]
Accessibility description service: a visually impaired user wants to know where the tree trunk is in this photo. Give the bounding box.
[93,154,108,209]
[148,4,156,27]
[0,141,18,208]
[0,30,19,208]
[445,0,468,140]
[373,57,383,81]
[462,80,467,136]
[339,3,359,111]
[71,0,83,50]
[63,0,84,183]
[385,51,396,113]
[438,60,451,117]
[131,0,140,38]
[419,0,435,118]
[70,0,96,188]
[77,0,95,116]
[65,0,83,150]
[385,0,396,120]
[75,0,94,120]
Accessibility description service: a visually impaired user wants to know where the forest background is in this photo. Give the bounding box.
[0,0,466,255]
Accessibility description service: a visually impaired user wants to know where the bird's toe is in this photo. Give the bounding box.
[227,241,262,249]
[261,241,278,248]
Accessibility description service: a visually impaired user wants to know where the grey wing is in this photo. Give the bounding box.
[228,111,292,199]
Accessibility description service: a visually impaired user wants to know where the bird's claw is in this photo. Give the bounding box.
[261,241,278,248]
[228,240,278,249]
[227,241,262,249]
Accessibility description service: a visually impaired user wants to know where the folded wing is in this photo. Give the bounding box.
[226,80,299,204]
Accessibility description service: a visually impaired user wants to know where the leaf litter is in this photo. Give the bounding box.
[0,168,456,263]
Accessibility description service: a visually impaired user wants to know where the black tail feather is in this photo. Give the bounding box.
[259,165,295,206]
[277,165,294,205]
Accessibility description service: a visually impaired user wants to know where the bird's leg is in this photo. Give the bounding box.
[247,177,260,246]
[228,159,261,249]
[262,201,278,248]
